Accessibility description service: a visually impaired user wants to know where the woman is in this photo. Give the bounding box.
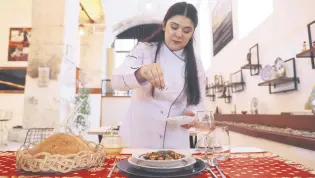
[112,2,206,149]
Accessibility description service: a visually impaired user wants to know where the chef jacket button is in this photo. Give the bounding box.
[159,134,163,139]
[160,110,163,114]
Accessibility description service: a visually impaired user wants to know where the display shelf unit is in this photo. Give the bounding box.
[206,83,216,101]
[230,70,246,93]
[215,114,315,151]
[210,75,224,92]
[241,43,262,76]
[218,82,232,103]
[258,58,300,94]
[296,20,315,69]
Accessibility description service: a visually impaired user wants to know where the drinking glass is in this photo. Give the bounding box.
[194,111,215,161]
[101,128,124,158]
[210,126,231,161]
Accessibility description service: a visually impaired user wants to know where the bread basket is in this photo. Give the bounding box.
[15,134,105,173]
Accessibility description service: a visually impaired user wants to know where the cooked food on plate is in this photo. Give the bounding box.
[143,150,185,160]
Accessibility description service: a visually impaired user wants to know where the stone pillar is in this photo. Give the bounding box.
[106,48,115,80]
[105,48,115,94]
[80,29,104,88]
[22,0,80,129]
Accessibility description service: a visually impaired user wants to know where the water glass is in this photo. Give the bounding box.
[194,111,215,161]
[195,111,215,133]
[210,126,231,161]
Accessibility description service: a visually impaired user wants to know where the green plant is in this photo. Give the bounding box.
[75,87,91,116]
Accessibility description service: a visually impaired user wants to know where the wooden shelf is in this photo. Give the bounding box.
[206,94,216,97]
[296,48,315,58]
[215,114,315,150]
[218,95,231,99]
[296,20,315,69]
[209,84,224,89]
[214,114,315,132]
[258,77,299,86]
[241,64,261,69]
[241,43,262,76]
[102,93,132,97]
[258,58,300,94]
[229,82,245,87]
[217,123,315,151]
[206,94,216,101]
[230,70,246,93]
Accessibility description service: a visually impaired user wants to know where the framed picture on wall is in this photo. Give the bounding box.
[8,28,31,61]
[212,0,233,56]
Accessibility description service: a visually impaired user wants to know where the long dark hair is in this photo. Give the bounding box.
[142,2,200,106]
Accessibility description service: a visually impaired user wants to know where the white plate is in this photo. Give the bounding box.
[167,116,195,126]
[130,150,193,168]
[128,155,196,173]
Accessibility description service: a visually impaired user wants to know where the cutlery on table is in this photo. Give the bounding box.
[206,167,218,178]
[107,158,118,178]
[209,159,226,178]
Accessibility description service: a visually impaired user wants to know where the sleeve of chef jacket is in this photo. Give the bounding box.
[185,58,206,114]
[111,42,148,91]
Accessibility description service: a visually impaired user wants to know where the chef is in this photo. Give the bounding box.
[112,2,206,149]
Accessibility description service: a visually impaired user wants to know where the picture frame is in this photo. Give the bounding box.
[8,27,31,61]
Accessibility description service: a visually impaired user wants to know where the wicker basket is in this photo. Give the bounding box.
[16,141,105,173]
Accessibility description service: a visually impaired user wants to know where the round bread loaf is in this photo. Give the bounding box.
[31,133,95,155]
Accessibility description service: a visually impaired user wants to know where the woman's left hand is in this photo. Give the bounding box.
[181,110,197,129]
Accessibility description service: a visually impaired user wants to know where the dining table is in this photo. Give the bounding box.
[88,126,199,148]
[0,147,314,178]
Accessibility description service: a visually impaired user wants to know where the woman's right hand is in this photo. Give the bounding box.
[135,63,165,89]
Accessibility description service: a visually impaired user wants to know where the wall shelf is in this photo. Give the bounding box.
[295,20,315,69]
[296,47,315,58]
[216,123,315,151]
[218,82,232,103]
[206,82,216,101]
[230,70,246,92]
[258,58,300,94]
[207,94,216,101]
[214,114,315,151]
[211,75,224,92]
[258,77,299,87]
[241,43,262,76]
[218,95,232,103]
[209,84,224,89]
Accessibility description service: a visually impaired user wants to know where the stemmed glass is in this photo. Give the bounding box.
[210,126,231,161]
[194,111,216,161]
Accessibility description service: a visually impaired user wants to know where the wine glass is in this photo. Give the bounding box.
[210,126,231,161]
[194,111,216,161]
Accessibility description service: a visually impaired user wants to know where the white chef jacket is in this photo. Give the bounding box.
[112,42,206,149]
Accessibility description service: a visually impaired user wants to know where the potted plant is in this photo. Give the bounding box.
[72,86,91,136]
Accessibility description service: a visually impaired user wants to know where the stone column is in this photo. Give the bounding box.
[22,0,80,129]
[105,48,115,94]
[80,29,104,89]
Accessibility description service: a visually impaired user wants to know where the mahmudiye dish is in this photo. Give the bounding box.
[127,150,196,173]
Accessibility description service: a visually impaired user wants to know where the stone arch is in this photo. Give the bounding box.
[112,15,163,37]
